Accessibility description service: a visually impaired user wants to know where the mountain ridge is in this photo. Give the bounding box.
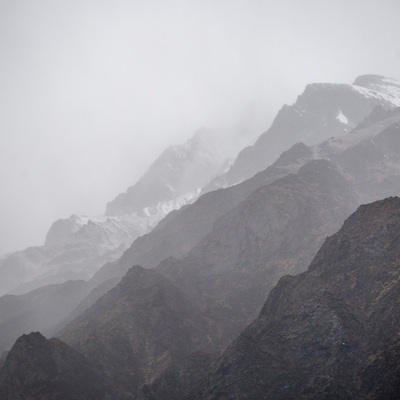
[206,74,400,191]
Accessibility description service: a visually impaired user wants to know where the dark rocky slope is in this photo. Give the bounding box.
[0,332,120,400]
[187,197,400,400]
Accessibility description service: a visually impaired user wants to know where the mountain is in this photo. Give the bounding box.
[0,332,121,400]
[3,76,400,367]
[186,197,400,399]
[105,131,225,216]
[2,75,400,399]
[0,132,225,296]
[206,74,400,190]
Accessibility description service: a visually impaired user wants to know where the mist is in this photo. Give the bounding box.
[1,0,400,255]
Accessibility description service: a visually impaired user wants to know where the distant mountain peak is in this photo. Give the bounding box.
[105,131,226,216]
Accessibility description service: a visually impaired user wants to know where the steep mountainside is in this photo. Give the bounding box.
[207,74,400,190]
[187,197,400,400]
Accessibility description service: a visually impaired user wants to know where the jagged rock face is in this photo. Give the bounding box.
[189,197,400,400]
[212,75,400,189]
[59,265,213,396]
[106,133,225,216]
[0,332,120,400]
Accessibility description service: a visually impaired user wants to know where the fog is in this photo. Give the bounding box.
[1,0,400,255]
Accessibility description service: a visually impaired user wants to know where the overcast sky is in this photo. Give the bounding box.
[1,0,400,255]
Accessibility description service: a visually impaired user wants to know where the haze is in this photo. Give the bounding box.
[1,0,400,256]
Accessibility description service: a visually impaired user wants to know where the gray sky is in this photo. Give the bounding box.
[1,0,400,255]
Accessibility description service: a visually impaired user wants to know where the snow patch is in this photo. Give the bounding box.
[336,110,349,125]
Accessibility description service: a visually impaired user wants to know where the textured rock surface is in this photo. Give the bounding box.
[188,197,400,400]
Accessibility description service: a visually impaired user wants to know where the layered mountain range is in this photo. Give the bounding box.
[0,132,226,297]
[1,74,400,399]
